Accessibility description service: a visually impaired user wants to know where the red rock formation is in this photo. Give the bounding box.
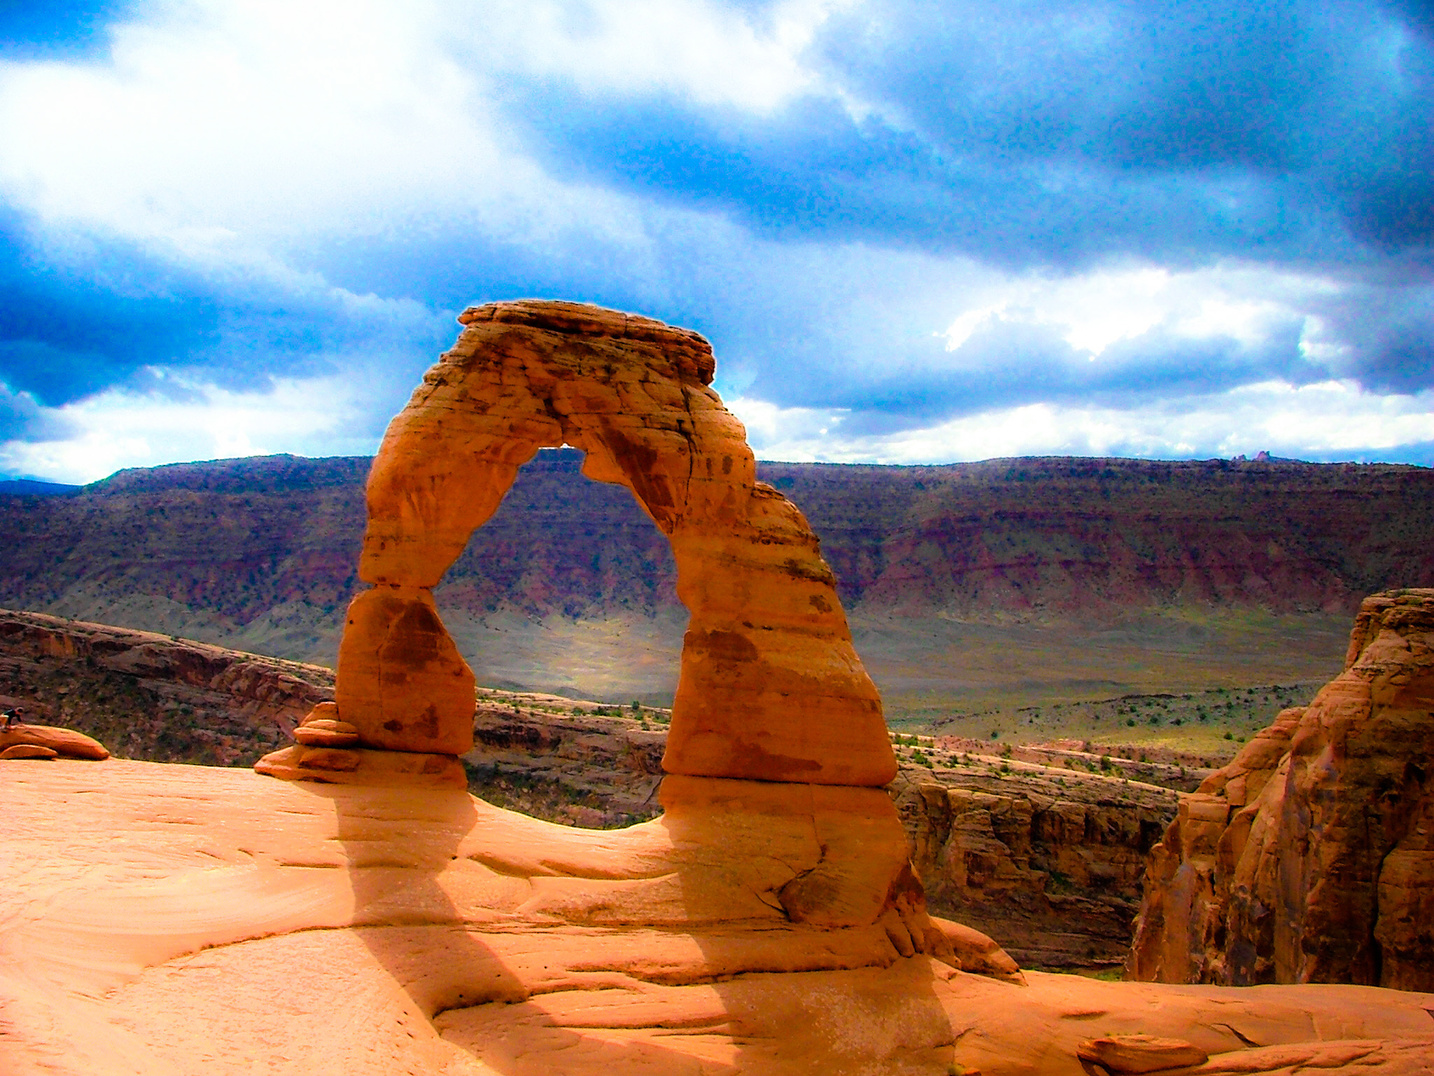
[266,300,895,788]
[1129,588,1434,989]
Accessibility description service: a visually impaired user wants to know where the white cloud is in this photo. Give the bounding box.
[0,0,650,274]
[734,379,1434,465]
[0,0,851,279]
[942,263,1337,359]
[471,0,847,112]
[0,369,380,484]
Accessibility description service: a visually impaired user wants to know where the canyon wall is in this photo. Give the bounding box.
[893,769,1173,968]
[0,608,329,765]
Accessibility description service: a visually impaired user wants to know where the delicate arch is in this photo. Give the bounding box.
[334,300,896,787]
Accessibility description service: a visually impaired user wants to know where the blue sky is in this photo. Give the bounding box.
[0,0,1431,482]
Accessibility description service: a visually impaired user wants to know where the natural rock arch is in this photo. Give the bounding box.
[318,300,896,788]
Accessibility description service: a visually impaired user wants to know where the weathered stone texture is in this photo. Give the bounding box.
[1129,588,1434,990]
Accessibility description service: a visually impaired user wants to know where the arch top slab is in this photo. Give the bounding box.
[338,299,897,788]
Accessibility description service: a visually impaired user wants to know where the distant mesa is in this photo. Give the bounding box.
[1130,588,1434,990]
[0,477,80,496]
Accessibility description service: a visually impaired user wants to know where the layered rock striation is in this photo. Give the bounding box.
[1129,588,1434,990]
[261,300,895,788]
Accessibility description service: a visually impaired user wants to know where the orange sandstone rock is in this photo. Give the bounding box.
[0,743,58,759]
[0,723,109,760]
[280,300,895,787]
[1129,589,1434,990]
[1076,1034,1208,1074]
[333,587,474,755]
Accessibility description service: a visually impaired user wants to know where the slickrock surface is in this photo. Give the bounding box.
[312,300,895,787]
[4,760,1432,1075]
[1130,589,1434,989]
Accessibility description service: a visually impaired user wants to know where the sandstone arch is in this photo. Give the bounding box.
[317,300,896,788]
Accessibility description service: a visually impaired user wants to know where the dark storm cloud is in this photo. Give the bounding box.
[752,312,1320,434]
[0,379,72,441]
[0,212,219,405]
[1314,281,1434,392]
[510,0,1432,269]
[0,209,449,414]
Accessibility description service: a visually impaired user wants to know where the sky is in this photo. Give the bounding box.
[0,0,1431,483]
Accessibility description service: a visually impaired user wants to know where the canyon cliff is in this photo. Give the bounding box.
[1130,588,1434,990]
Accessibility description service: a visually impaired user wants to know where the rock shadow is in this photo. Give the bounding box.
[322,780,756,1075]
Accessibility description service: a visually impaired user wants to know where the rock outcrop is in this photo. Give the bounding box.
[1129,589,1434,989]
[261,300,895,788]
[0,724,107,760]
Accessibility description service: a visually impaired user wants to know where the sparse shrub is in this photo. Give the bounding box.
[1126,718,1136,727]
[990,729,1000,739]
[1224,731,1234,740]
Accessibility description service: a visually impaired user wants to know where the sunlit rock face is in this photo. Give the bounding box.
[312,299,896,788]
[1129,588,1434,990]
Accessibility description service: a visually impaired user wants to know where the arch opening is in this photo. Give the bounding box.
[430,445,684,704]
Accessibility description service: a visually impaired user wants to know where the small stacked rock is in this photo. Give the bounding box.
[255,701,466,788]
[291,701,360,747]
